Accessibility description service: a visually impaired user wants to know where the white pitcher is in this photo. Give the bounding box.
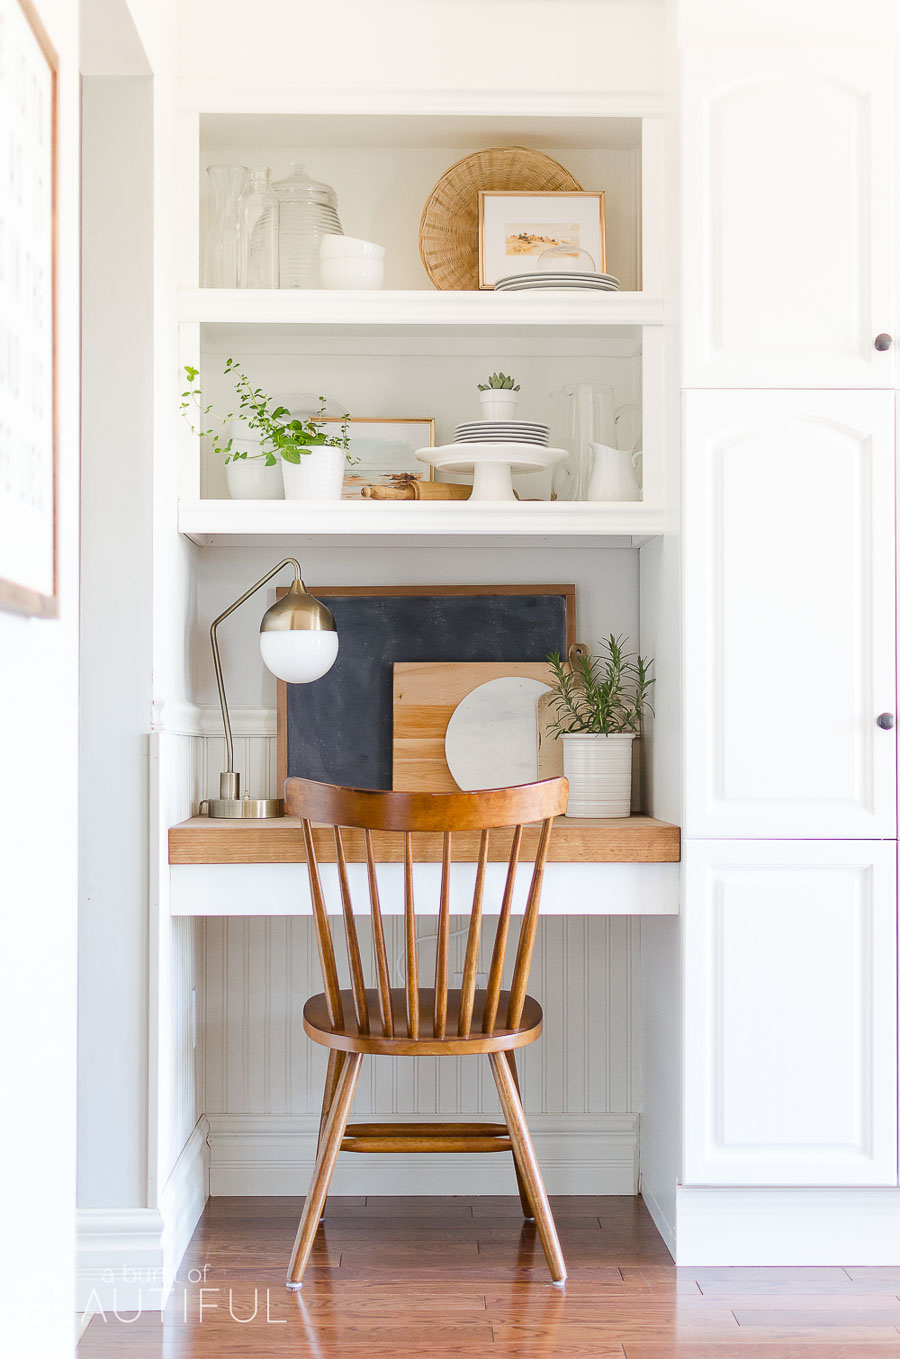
[586,442,643,501]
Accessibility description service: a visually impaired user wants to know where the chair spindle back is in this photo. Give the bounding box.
[285,777,569,1037]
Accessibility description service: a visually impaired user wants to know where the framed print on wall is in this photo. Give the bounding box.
[478,191,606,288]
[314,417,435,498]
[0,0,58,618]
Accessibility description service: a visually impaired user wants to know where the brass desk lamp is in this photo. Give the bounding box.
[200,557,338,819]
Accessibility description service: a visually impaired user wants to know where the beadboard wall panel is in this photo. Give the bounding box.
[202,914,640,1120]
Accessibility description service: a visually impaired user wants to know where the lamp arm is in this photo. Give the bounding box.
[210,557,301,773]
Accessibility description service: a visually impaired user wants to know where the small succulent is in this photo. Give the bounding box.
[477,372,520,392]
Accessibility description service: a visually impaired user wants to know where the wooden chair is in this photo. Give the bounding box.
[283,773,570,1290]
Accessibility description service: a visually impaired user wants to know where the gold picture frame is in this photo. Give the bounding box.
[478,190,607,290]
[312,417,436,499]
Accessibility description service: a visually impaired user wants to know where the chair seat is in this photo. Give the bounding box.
[303,987,543,1055]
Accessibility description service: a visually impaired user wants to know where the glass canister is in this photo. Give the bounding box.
[272,162,343,288]
[204,164,249,288]
[241,166,279,288]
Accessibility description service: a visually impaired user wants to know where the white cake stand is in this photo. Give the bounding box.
[416,442,568,501]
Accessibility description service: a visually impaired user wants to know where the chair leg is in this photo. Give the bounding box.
[489,1051,566,1286]
[316,1052,346,1222]
[505,1051,535,1221]
[286,1051,363,1290]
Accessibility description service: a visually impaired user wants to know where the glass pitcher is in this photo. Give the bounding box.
[204,164,249,288]
[550,384,617,501]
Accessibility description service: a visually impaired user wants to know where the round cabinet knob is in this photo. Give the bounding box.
[876,712,895,730]
[874,333,893,351]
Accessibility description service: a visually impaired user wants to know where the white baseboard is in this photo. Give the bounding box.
[76,1119,209,1312]
[640,1177,676,1258]
[676,1185,900,1265]
[207,1112,639,1196]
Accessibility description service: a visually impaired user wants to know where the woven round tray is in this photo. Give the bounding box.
[419,146,582,291]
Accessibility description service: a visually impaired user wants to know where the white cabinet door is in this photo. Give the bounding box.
[682,46,895,388]
[684,390,896,838]
[683,840,898,1186]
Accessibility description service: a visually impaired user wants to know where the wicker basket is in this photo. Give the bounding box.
[419,146,582,291]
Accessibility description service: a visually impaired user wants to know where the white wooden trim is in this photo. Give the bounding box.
[177,499,665,548]
[180,287,663,329]
[180,86,664,119]
[76,1120,209,1313]
[151,702,276,738]
[206,1113,639,1196]
[171,861,681,917]
[676,1186,900,1266]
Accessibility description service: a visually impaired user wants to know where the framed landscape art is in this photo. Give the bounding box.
[311,417,435,498]
[478,190,606,288]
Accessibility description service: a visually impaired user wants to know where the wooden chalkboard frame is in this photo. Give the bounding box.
[276,584,575,793]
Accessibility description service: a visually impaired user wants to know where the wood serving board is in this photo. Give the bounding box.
[393,661,555,792]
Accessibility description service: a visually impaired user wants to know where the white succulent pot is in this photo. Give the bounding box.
[225,442,284,500]
[280,445,345,501]
[479,389,519,421]
[561,732,636,818]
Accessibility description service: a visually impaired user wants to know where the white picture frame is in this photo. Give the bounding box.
[0,0,58,618]
[478,191,607,289]
[313,418,436,498]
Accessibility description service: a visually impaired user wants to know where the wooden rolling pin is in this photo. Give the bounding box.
[361,480,471,500]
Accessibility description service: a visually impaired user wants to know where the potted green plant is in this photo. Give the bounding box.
[546,636,655,817]
[181,360,353,501]
[477,371,520,421]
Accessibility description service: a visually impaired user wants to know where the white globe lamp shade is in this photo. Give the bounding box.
[259,629,338,683]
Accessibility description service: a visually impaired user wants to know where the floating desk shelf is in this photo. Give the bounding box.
[177,499,664,548]
[180,287,662,336]
[168,815,681,918]
[169,814,680,865]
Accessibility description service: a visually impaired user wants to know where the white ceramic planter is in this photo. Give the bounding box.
[561,732,636,818]
[479,389,519,421]
[225,443,284,500]
[280,445,345,500]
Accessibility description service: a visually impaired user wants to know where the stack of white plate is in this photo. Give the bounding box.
[455,421,549,446]
[494,272,621,292]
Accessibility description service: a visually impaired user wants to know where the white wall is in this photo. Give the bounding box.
[0,0,80,1349]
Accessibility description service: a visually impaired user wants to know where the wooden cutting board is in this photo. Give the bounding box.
[393,661,555,792]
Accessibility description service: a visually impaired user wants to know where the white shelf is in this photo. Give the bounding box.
[179,288,662,336]
[178,498,664,548]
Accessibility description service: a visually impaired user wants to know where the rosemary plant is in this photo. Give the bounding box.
[546,635,655,736]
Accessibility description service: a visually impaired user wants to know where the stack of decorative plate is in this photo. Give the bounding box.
[455,421,549,446]
[494,271,620,292]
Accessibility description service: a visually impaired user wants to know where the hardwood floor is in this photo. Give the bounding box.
[77,1195,900,1357]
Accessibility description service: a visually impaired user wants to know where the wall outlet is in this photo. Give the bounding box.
[452,971,487,989]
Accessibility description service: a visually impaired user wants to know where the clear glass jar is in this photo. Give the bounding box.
[241,166,279,288]
[204,164,249,287]
[272,162,343,288]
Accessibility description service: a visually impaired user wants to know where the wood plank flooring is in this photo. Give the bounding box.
[77,1195,900,1357]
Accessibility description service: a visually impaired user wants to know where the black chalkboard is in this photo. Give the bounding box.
[277,586,574,790]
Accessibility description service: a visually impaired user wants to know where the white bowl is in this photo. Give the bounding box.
[321,257,385,290]
[320,235,386,261]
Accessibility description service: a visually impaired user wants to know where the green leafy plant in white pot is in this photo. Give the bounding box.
[546,636,655,818]
[477,371,520,421]
[181,363,284,500]
[182,360,353,501]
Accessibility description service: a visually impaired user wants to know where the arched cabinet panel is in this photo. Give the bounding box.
[682,47,895,387]
[684,390,896,838]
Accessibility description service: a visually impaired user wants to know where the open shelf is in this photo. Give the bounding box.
[180,288,662,337]
[169,814,681,866]
[177,498,664,547]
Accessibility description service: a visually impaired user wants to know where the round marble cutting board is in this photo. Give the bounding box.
[444,676,552,791]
